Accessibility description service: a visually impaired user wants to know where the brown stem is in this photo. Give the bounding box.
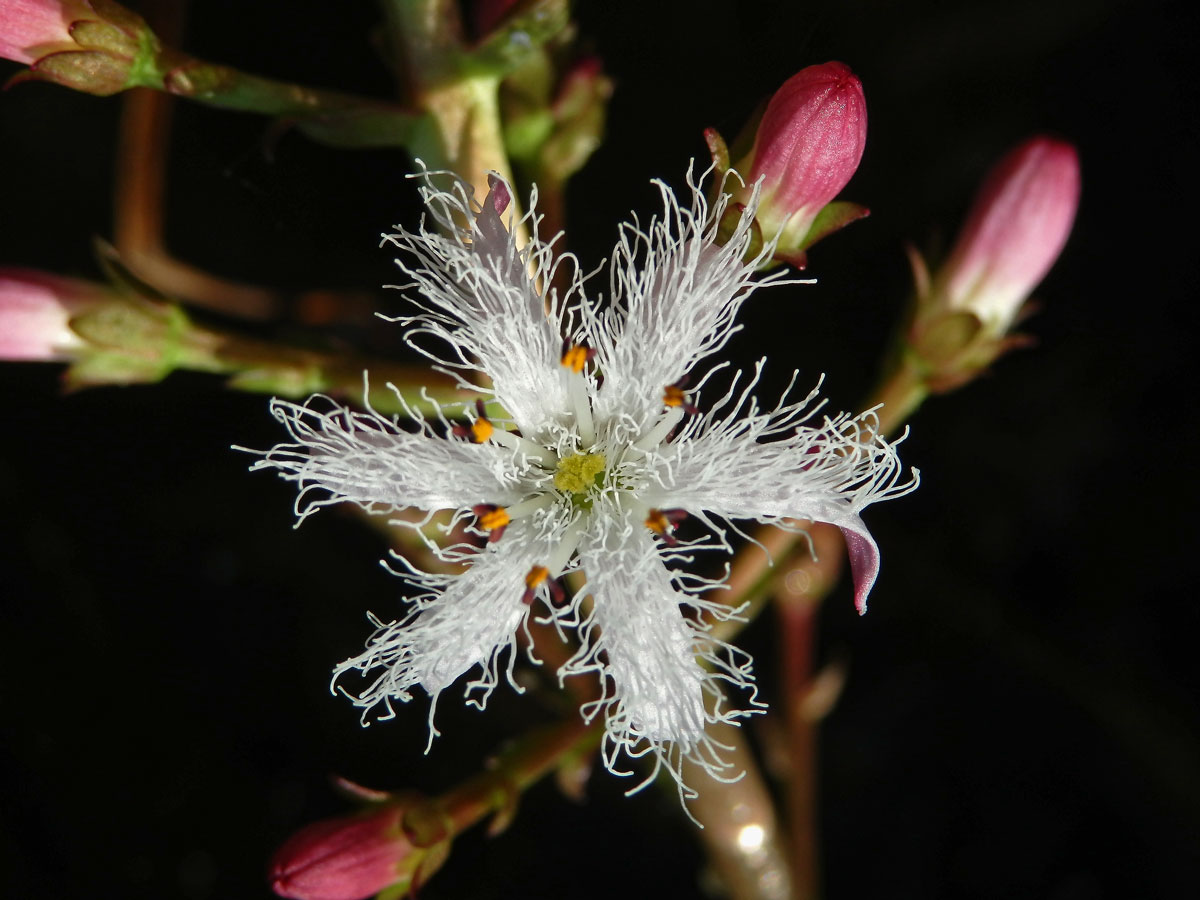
[682,719,793,900]
[775,524,845,900]
[114,87,284,320]
[112,0,285,321]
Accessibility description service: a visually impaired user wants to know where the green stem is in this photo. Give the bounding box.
[437,718,604,835]
[65,294,474,414]
[153,59,427,148]
[871,353,929,437]
[381,0,522,232]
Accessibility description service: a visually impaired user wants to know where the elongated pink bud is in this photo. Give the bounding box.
[734,62,867,251]
[0,267,102,361]
[270,806,413,900]
[937,136,1080,331]
[0,0,74,64]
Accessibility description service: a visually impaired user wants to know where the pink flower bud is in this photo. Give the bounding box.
[270,805,414,900]
[734,62,867,250]
[0,0,76,64]
[0,267,101,361]
[936,136,1080,331]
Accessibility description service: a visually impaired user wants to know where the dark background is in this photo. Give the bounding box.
[2,0,1197,897]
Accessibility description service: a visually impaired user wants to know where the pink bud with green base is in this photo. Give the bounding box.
[0,268,101,361]
[270,805,415,900]
[1,0,159,96]
[934,136,1080,335]
[0,0,77,64]
[729,61,869,264]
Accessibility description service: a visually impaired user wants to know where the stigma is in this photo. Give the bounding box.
[553,452,606,494]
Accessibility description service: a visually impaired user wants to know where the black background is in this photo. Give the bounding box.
[2,1,1197,898]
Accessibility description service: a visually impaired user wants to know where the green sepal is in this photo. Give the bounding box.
[715,203,763,262]
[87,0,153,34]
[704,127,731,177]
[68,20,138,56]
[915,310,984,368]
[64,349,173,388]
[798,200,870,252]
[19,49,132,96]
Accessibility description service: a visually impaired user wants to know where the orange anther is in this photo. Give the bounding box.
[470,417,494,443]
[524,565,549,590]
[645,508,687,545]
[645,509,669,535]
[663,384,686,408]
[561,344,589,373]
[478,507,510,531]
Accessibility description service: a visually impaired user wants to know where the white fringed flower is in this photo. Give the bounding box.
[247,167,917,797]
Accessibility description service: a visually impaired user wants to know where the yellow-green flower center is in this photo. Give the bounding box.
[553,452,606,494]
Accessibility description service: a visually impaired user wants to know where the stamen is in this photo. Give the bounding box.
[645,508,689,546]
[451,399,495,444]
[472,504,510,542]
[470,417,494,443]
[560,343,594,373]
[662,380,699,415]
[505,493,558,519]
[489,428,559,467]
[522,564,550,604]
[561,341,596,446]
[633,405,686,451]
[544,514,587,577]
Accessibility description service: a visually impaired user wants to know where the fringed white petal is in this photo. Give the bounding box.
[587,166,799,428]
[332,512,569,731]
[382,172,586,437]
[560,505,761,796]
[643,365,919,611]
[247,394,524,522]
[246,166,917,806]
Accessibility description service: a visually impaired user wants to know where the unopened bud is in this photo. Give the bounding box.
[729,62,868,261]
[270,805,420,900]
[0,0,78,64]
[2,0,157,96]
[931,135,1080,335]
[903,135,1079,392]
[0,267,103,360]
